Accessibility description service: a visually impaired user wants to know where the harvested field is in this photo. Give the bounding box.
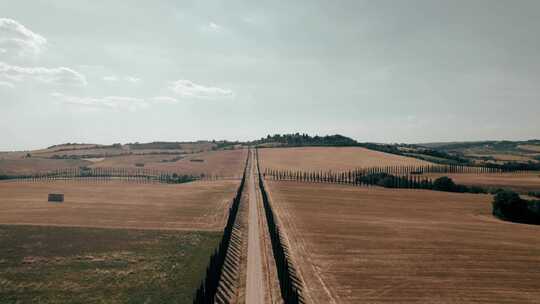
[0,148,247,178]
[518,144,540,152]
[0,225,220,303]
[0,158,91,175]
[259,147,431,172]
[0,180,238,230]
[266,181,540,304]
[469,153,535,162]
[90,149,247,178]
[425,172,540,193]
[31,146,125,157]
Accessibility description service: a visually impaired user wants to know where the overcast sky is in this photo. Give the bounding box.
[1,0,539,150]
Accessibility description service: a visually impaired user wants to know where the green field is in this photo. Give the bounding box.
[0,225,220,304]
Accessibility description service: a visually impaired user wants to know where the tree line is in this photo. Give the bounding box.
[264,164,513,186]
[253,133,357,147]
[0,167,200,184]
[263,165,540,195]
[193,152,249,303]
[256,149,302,304]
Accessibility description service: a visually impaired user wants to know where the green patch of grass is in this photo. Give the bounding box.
[0,225,221,304]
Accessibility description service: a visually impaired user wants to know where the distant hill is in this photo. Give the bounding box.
[420,140,540,152]
[252,133,358,147]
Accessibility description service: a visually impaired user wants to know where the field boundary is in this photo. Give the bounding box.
[0,167,241,184]
[256,149,303,304]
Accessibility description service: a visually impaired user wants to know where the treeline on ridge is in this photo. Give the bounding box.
[253,133,357,146]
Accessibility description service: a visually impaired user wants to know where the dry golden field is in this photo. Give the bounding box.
[425,172,540,193]
[266,181,540,304]
[89,148,247,177]
[518,144,540,152]
[259,147,431,171]
[0,148,247,178]
[0,158,91,175]
[0,180,238,231]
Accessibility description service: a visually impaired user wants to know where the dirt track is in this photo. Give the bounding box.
[0,180,238,231]
[266,181,540,303]
[246,150,266,303]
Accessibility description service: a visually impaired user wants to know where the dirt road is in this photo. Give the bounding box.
[245,150,266,303]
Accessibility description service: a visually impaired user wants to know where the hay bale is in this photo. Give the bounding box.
[48,193,64,202]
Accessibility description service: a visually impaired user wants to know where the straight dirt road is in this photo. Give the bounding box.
[245,150,266,304]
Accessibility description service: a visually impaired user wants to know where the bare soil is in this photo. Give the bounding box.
[0,146,247,178]
[0,158,91,175]
[0,180,238,231]
[266,181,540,304]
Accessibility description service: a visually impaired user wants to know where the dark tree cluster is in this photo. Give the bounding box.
[254,133,357,147]
[492,190,540,225]
[528,191,540,199]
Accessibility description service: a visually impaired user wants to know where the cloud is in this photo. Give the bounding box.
[103,75,141,83]
[0,80,14,88]
[169,79,233,99]
[151,96,179,104]
[103,75,118,82]
[0,18,47,58]
[0,61,87,86]
[202,22,222,33]
[52,92,149,111]
[125,76,141,83]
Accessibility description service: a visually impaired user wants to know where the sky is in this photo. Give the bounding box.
[1,0,539,150]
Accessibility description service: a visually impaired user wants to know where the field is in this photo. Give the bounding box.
[258,147,431,171]
[0,148,247,178]
[0,158,91,175]
[0,225,220,303]
[518,144,540,152]
[425,172,540,193]
[0,179,239,303]
[266,181,540,304]
[89,149,247,178]
[0,180,238,230]
[421,141,540,164]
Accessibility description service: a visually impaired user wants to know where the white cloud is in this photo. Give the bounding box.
[103,75,141,84]
[125,76,141,83]
[52,92,149,111]
[0,80,14,89]
[0,18,47,58]
[103,75,118,82]
[202,22,222,33]
[151,96,179,104]
[0,61,87,86]
[169,79,233,99]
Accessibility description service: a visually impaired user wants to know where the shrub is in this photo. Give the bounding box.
[492,190,540,224]
[432,176,456,192]
[377,176,395,188]
[528,191,540,198]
